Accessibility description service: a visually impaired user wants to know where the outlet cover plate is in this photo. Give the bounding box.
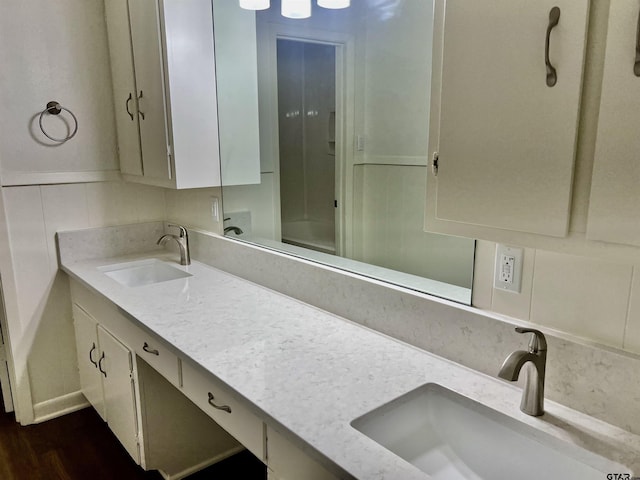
[494,244,523,293]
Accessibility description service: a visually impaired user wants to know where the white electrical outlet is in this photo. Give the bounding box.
[500,254,515,283]
[494,245,523,293]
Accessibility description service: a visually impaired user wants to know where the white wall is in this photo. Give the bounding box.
[0,0,169,423]
[221,175,277,239]
[0,0,118,180]
[1,183,165,423]
[353,164,474,288]
[361,0,432,162]
[473,242,640,355]
[164,187,223,234]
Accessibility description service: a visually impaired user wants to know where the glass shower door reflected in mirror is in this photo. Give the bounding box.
[277,39,337,255]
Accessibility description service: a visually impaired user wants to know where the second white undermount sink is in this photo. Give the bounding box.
[351,383,625,480]
[99,259,192,287]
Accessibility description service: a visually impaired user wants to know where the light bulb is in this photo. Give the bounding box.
[281,0,311,18]
[317,0,349,8]
[239,0,270,10]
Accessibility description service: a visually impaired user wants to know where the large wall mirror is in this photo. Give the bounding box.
[216,0,476,304]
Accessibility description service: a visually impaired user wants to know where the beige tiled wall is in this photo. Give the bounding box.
[2,182,165,408]
[164,187,222,234]
[474,242,640,354]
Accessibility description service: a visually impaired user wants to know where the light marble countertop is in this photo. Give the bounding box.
[61,252,640,479]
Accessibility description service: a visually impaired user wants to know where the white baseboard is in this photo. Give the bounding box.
[32,390,90,424]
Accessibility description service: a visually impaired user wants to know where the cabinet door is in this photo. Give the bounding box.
[98,325,140,463]
[128,0,171,182]
[266,426,339,480]
[587,0,640,246]
[72,305,105,421]
[213,0,261,186]
[104,0,143,176]
[162,0,221,189]
[432,0,589,236]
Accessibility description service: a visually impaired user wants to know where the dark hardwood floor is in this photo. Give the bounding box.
[0,392,266,480]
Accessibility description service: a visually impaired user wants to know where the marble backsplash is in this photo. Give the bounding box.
[57,222,640,436]
[57,222,165,265]
[189,229,640,436]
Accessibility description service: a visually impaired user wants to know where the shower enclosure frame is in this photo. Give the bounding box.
[257,20,355,258]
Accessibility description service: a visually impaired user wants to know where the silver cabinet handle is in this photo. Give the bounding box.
[125,93,134,121]
[142,342,159,356]
[545,6,561,87]
[207,392,231,413]
[137,90,145,120]
[635,6,640,76]
[98,352,107,378]
[89,343,98,367]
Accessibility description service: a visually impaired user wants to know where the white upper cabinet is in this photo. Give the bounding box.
[104,0,143,177]
[212,0,261,187]
[428,0,589,237]
[106,0,221,189]
[587,0,640,246]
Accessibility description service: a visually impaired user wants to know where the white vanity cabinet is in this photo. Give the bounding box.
[73,304,139,462]
[586,0,640,246]
[426,0,589,237]
[105,0,221,189]
[265,426,340,480]
[70,278,348,478]
[71,282,247,479]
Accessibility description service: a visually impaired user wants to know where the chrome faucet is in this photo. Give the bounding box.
[224,225,243,235]
[498,327,547,416]
[223,217,243,235]
[157,224,190,266]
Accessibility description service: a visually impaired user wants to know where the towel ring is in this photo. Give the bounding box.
[38,101,78,143]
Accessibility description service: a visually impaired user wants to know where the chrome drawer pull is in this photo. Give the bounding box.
[635,5,640,76]
[125,92,134,120]
[545,6,561,87]
[143,342,159,356]
[98,352,107,378]
[89,342,98,367]
[207,392,231,413]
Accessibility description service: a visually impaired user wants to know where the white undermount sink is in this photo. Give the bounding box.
[99,259,192,287]
[351,383,625,480]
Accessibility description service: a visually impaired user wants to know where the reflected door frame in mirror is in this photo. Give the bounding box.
[257,19,356,257]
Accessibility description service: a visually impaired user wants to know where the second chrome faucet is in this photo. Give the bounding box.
[498,327,547,417]
[157,224,191,266]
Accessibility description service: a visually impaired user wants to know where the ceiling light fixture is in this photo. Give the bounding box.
[281,0,312,19]
[239,0,350,18]
[317,0,350,9]
[239,0,270,10]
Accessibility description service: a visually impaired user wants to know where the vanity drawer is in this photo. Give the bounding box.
[181,361,265,461]
[131,330,181,388]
